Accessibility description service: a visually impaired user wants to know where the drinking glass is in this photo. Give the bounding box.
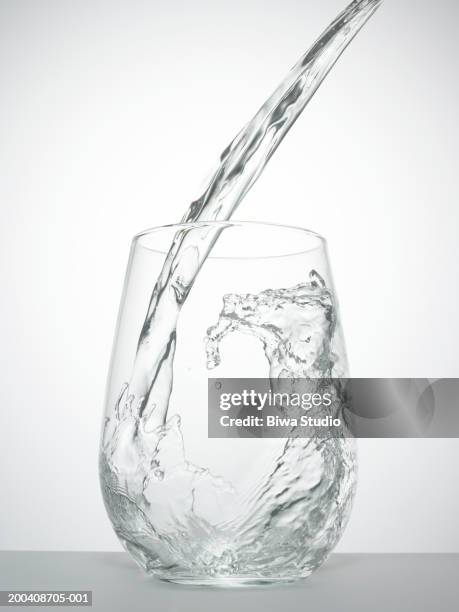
[99,221,356,586]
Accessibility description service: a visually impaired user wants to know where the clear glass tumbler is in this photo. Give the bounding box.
[99,221,356,586]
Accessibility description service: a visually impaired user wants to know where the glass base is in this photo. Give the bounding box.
[154,573,309,588]
[122,537,316,587]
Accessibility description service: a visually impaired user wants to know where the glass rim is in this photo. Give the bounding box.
[133,220,326,260]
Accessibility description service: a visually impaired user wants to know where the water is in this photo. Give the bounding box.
[101,272,356,580]
[205,271,347,379]
[128,0,383,429]
[100,0,382,582]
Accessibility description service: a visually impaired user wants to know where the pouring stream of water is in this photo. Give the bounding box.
[128,0,383,429]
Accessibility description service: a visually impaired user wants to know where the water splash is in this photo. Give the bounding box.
[205,270,347,378]
[101,274,356,580]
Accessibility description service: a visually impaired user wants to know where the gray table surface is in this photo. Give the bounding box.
[0,552,458,612]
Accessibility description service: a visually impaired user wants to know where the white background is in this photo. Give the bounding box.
[1,0,458,552]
